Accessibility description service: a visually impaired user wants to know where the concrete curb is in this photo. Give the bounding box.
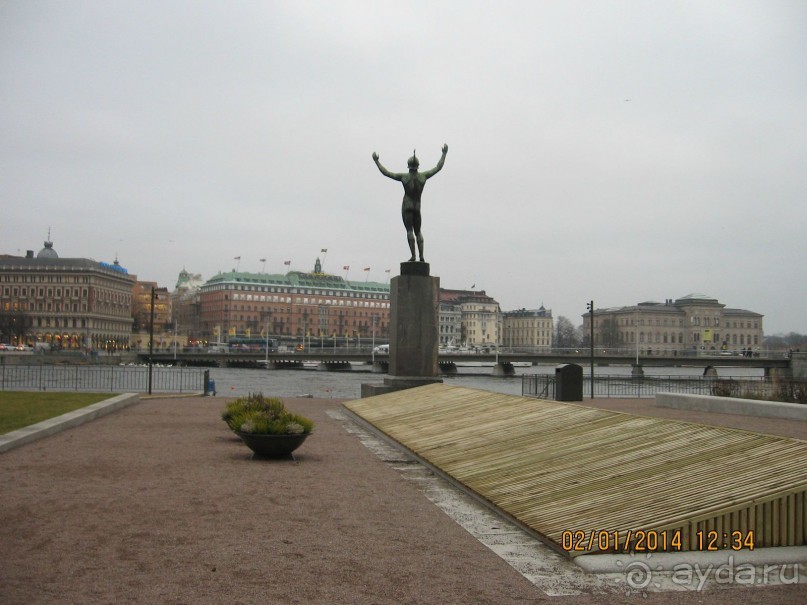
[0,393,140,454]
[656,392,807,421]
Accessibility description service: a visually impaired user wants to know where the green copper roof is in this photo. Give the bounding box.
[204,270,389,293]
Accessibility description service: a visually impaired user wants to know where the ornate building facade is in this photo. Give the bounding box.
[197,259,391,345]
[0,239,135,350]
[502,306,553,351]
[438,299,462,346]
[170,269,204,344]
[582,293,764,355]
[132,282,171,333]
[130,281,171,350]
[439,289,501,348]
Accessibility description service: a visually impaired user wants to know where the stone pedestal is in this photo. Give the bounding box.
[361,262,442,398]
[389,262,439,378]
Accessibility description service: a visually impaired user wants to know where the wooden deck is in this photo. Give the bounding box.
[344,383,807,558]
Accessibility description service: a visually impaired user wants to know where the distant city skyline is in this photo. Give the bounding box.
[3,236,796,337]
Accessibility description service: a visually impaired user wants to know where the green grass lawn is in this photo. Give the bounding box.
[0,392,115,434]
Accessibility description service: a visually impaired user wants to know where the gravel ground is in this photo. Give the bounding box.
[0,394,804,604]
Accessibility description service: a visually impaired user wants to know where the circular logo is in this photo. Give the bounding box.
[624,561,652,589]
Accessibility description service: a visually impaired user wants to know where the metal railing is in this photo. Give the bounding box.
[0,364,208,394]
[523,374,806,401]
[523,374,556,399]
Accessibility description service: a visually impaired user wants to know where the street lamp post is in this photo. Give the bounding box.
[264,314,270,365]
[586,300,594,399]
[371,315,377,362]
[495,309,501,364]
[148,286,156,395]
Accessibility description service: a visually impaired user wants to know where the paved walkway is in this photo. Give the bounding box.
[0,394,804,604]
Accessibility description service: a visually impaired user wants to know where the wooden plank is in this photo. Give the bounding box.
[344,384,807,556]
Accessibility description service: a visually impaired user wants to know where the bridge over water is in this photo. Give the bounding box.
[141,350,791,377]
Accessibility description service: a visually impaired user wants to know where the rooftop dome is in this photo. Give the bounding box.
[37,240,59,259]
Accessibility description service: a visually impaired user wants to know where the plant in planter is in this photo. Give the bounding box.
[222,393,314,458]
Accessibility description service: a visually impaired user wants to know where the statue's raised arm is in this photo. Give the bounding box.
[422,144,448,179]
[372,152,404,181]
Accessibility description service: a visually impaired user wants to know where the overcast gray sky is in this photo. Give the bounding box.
[2,1,805,334]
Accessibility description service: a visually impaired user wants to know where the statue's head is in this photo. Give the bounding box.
[407,150,419,170]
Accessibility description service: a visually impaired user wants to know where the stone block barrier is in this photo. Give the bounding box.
[656,391,807,421]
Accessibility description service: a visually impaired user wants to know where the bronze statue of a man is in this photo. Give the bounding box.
[372,144,448,262]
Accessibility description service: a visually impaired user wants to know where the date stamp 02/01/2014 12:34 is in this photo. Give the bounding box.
[561,529,756,554]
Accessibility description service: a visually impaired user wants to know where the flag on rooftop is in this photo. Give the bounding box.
[234,256,241,260]
[321,248,327,253]
[284,260,291,266]
[259,258,266,262]
[343,265,349,270]
[363,267,370,271]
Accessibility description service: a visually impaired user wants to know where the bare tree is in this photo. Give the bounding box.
[554,316,581,350]
[0,308,29,343]
[764,332,806,352]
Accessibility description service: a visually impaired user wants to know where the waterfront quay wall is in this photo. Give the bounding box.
[0,352,135,366]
